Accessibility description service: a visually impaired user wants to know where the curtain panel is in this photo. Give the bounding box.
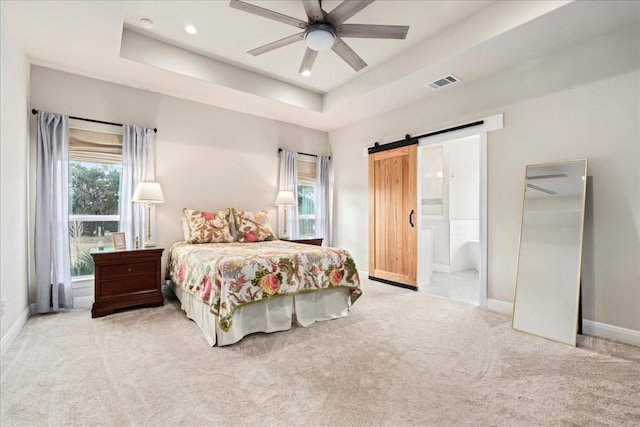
[315,156,331,246]
[35,112,73,312]
[278,149,299,239]
[119,125,156,249]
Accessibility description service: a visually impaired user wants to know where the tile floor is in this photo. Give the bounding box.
[419,269,480,305]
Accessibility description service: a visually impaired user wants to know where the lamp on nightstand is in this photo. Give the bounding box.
[275,190,296,239]
[132,181,165,248]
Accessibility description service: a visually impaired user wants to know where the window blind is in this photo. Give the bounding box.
[297,159,316,185]
[69,128,122,164]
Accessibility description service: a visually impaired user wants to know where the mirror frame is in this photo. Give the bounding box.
[512,159,588,346]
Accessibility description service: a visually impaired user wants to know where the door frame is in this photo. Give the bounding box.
[416,114,503,308]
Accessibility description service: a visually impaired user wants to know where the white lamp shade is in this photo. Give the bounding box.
[275,190,296,206]
[132,181,165,203]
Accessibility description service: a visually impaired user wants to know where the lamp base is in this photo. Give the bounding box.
[143,240,156,248]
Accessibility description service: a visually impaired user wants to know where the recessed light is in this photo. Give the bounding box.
[301,70,311,77]
[139,17,154,29]
[185,24,197,35]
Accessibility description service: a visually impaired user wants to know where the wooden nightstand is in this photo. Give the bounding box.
[282,238,323,246]
[90,248,164,318]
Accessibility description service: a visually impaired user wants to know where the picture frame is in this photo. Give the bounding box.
[112,232,126,250]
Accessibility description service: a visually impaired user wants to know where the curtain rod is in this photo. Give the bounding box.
[278,148,330,160]
[368,120,484,154]
[31,109,157,133]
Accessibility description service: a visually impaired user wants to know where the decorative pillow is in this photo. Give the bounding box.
[232,209,277,243]
[182,208,234,244]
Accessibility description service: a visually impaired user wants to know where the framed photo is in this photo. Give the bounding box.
[112,232,126,250]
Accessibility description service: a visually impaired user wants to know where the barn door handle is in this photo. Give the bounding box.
[409,210,415,228]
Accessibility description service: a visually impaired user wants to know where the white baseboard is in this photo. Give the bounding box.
[433,263,450,273]
[73,296,93,309]
[583,320,640,347]
[487,298,513,314]
[485,299,639,346]
[1,305,31,357]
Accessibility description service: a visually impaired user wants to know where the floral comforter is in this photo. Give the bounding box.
[167,240,362,331]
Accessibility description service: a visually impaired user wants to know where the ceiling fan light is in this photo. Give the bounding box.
[305,24,336,51]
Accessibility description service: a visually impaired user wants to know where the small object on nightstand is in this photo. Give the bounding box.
[135,236,139,249]
[98,239,105,250]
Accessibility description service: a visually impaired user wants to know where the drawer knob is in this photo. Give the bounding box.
[128,268,132,272]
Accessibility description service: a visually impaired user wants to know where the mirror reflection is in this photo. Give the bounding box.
[512,159,588,346]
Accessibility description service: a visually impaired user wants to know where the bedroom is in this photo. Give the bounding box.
[2,0,639,425]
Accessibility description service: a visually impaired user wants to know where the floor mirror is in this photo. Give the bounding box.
[512,159,588,346]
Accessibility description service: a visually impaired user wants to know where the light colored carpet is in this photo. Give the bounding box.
[2,279,639,426]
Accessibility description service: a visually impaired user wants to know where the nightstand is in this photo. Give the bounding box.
[90,248,164,318]
[281,238,323,246]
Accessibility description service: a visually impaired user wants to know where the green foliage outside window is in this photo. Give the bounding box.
[69,162,120,213]
[297,184,315,215]
[69,162,121,277]
[298,184,316,238]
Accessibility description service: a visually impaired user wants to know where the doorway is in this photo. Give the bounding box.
[418,135,481,305]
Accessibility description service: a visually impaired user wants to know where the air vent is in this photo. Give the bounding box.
[426,74,460,90]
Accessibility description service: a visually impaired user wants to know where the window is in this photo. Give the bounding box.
[297,159,316,238]
[68,128,122,277]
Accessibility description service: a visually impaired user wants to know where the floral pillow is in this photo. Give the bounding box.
[182,208,235,244]
[232,209,277,243]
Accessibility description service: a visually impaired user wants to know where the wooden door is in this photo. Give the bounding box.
[369,144,418,287]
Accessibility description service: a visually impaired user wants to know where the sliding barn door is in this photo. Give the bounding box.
[369,144,418,287]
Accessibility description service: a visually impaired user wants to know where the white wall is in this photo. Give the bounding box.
[448,137,479,221]
[330,24,640,332]
[0,5,31,349]
[29,66,330,302]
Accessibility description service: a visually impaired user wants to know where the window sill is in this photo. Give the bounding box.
[72,276,94,290]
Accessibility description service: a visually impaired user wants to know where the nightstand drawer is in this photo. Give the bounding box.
[100,276,158,297]
[99,260,157,281]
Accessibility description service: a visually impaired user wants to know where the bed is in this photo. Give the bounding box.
[166,208,361,346]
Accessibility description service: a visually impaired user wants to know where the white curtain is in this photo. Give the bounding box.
[278,149,299,239]
[315,156,331,246]
[120,125,156,249]
[35,112,72,312]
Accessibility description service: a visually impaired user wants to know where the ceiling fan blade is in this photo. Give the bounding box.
[248,32,304,56]
[338,24,409,39]
[229,0,307,29]
[327,0,374,25]
[332,37,367,71]
[302,0,324,22]
[299,48,319,74]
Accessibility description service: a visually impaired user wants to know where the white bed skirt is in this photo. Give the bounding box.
[169,282,351,346]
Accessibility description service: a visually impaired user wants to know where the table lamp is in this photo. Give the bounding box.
[132,181,165,248]
[275,190,295,239]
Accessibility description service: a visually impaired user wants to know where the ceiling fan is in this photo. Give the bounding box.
[229,0,409,74]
